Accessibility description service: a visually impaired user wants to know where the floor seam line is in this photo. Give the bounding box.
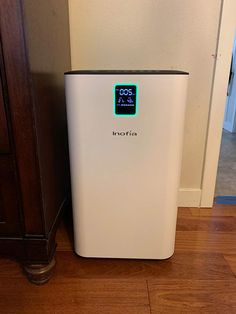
[146,279,152,314]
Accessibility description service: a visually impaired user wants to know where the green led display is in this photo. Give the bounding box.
[114,84,138,116]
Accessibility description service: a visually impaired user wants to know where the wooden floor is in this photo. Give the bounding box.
[1,205,236,313]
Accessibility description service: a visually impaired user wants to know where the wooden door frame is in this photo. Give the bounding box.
[201,0,236,207]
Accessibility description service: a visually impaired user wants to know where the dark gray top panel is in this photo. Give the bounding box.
[65,70,189,75]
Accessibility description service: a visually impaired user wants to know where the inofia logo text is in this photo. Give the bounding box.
[112,131,137,136]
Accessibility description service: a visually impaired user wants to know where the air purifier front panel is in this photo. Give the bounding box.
[65,70,188,259]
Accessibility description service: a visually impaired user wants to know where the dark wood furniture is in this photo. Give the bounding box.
[0,0,71,284]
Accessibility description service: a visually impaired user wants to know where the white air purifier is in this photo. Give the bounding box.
[65,70,188,259]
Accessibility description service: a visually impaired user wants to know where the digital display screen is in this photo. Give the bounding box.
[114,84,137,116]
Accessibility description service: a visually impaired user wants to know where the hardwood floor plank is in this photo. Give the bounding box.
[55,305,150,314]
[176,231,236,254]
[56,220,74,252]
[0,257,22,278]
[1,205,236,314]
[190,205,236,217]
[0,305,150,314]
[224,254,236,276]
[148,279,236,314]
[53,251,233,280]
[0,278,150,314]
[177,216,236,232]
[177,207,193,217]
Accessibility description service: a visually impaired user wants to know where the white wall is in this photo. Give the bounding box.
[23,0,71,85]
[68,0,222,206]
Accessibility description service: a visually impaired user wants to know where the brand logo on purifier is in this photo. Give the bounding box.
[112,131,137,136]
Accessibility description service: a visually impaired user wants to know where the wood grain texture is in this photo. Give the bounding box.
[190,205,236,217]
[177,215,236,232]
[0,156,21,235]
[0,0,44,235]
[53,251,233,280]
[175,231,236,254]
[224,254,236,276]
[0,57,10,153]
[0,278,150,314]
[148,279,236,313]
[0,0,70,276]
[176,207,193,216]
[22,0,71,233]
[55,220,74,252]
[0,206,236,313]
[0,258,22,278]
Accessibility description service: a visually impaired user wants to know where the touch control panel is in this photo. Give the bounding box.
[114,84,138,116]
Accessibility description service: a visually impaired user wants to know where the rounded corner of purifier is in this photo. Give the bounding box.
[159,249,175,260]
[73,239,88,258]
[73,247,88,258]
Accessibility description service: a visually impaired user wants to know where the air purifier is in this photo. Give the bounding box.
[65,70,188,259]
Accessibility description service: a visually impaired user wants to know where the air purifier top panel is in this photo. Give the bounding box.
[65,70,189,75]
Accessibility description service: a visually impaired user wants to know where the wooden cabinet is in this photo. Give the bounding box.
[0,0,71,284]
[0,70,10,154]
[0,157,21,236]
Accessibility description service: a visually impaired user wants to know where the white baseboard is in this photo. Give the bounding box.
[178,188,202,207]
